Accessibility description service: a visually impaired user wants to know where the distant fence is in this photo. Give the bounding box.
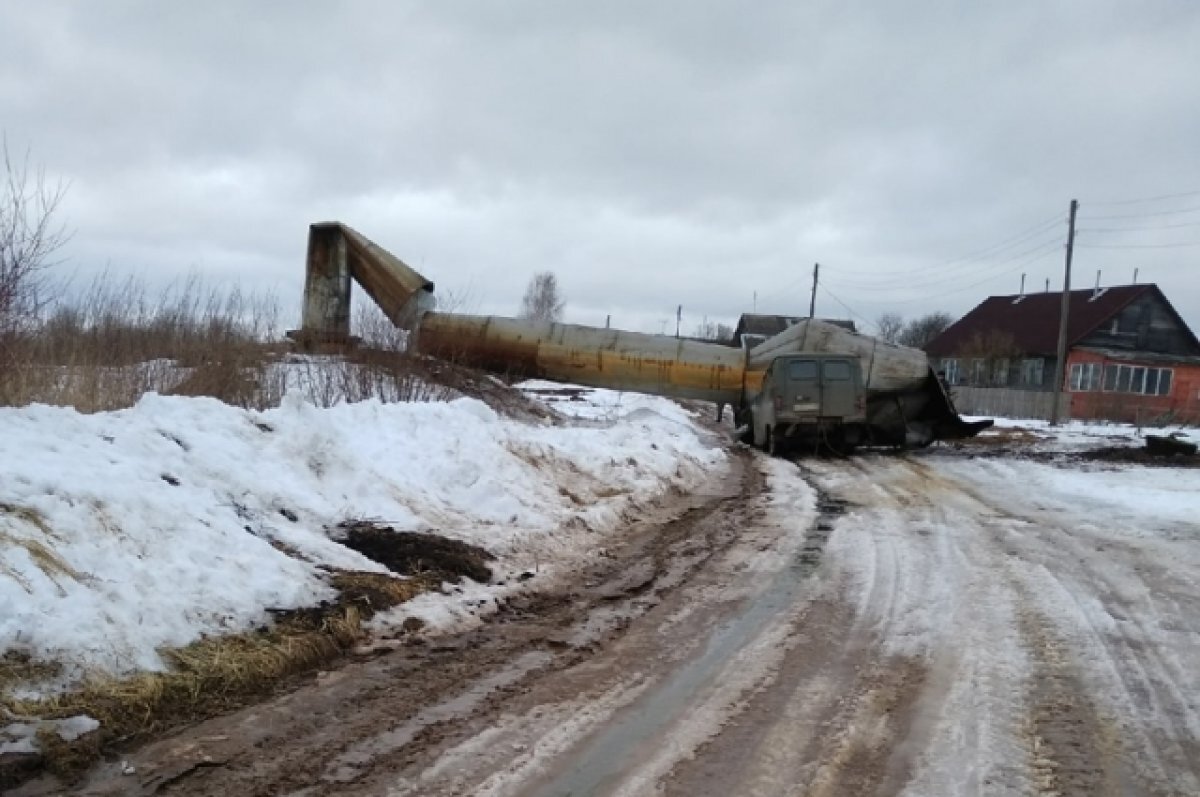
[949,386,1055,421]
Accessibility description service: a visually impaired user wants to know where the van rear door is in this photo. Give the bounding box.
[785,359,821,415]
[819,359,858,418]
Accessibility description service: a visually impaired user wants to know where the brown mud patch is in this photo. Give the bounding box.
[336,521,495,583]
[1079,445,1200,468]
[1018,607,1125,795]
[0,570,431,792]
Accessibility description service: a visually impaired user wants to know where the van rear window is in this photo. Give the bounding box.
[787,361,818,380]
[823,361,852,380]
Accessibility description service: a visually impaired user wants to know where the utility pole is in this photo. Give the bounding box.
[1050,199,1078,426]
[809,262,819,318]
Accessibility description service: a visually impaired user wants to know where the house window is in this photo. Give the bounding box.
[1130,367,1145,394]
[992,358,1010,386]
[971,359,987,386]
[943,359,960,385]
[1020,358,1044,387]
[1101,364,1173,396]
[1069,362,1101,391]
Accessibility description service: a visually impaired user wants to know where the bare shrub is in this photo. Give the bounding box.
[0,139,70,392]
[899,311,955,349]
[875,312,905,344]
[518,271,565,322]
[0,274,284,412]
[0,139,69,327]
[1,252,465,413]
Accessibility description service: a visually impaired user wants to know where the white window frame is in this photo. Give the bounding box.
[1069,362,1101,392]
[992,358,1010,387]
[1101,364,1174,396]
[971,359,987,386]
[943,359,960,386]
[1020,358,1044,387]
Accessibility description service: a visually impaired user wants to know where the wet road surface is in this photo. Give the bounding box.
[22,448,1200,796]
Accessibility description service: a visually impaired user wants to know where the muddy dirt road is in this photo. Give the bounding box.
[24,448,1200,796]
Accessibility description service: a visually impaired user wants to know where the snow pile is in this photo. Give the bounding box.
[0,388,725,688]
[947,457,1200,537]
[518,380,703,425]
[0,715,99,757]
[966,415,1198,452]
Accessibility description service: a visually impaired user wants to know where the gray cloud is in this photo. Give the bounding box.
[3,1,1198,334]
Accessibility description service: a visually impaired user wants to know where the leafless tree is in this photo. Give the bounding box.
[518,271,565,322]
[875,312,905,344]
[693,319,734,342]
[1,138,70,330]
[899,311,954,349]
[955,330,1022,386]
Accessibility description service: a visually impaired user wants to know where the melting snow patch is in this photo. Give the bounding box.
[0,390,724,693]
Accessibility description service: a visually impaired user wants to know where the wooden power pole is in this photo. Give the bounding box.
[809,262,819,318]
[1050,199,1079,425]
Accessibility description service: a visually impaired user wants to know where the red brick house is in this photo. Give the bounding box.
[925,284,1200,424]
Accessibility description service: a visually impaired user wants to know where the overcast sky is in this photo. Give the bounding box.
[3,1,1199,336]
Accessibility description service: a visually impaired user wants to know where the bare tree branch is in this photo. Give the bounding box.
[0,136,70,330]
[898,311,954,349]
[518,271,565,322]
[875,312,904,344]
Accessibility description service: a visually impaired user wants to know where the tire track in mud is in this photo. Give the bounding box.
[663,463,929,797]
[24,451,765,797]
[806,455,1133,795]
[474,461,852,797]
[1015,600,1125,796]
[778,475,932,797]
[898,457,1131,795]
[854,454,1199,796]
[1001,529,1200,797]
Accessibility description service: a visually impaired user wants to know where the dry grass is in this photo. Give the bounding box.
[0,651,62,699]
[0,570,433,785]
[0,273,285,411]
[0,275,464,412]
[0,502,83,595]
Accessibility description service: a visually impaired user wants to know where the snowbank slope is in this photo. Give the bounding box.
[0,389,725,685]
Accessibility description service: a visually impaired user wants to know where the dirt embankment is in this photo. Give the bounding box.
[13,449,757,796]
[0,523,497,792]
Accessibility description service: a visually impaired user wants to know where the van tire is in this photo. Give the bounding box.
[736,408,756,445]
[765,426,782,457]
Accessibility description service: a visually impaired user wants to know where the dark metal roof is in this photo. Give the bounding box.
[734,314,803,338]
[732,314,856,343]
[925,284,1185,357]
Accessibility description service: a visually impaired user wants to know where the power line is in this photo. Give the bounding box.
[1076,241,1200,249]
[826,241,1061,305]
[817,283,877,332]
[1079,204,1200,221]
[822,211,1066,290]
[905,211,1066,272]
[825,238,1063,292]
[1077,218,1200,233]
[786,210,1067,295]
[1082,189,1200,207]
[850,211,1066,283]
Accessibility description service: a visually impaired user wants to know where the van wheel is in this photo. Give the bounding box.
[765,427,782,457]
